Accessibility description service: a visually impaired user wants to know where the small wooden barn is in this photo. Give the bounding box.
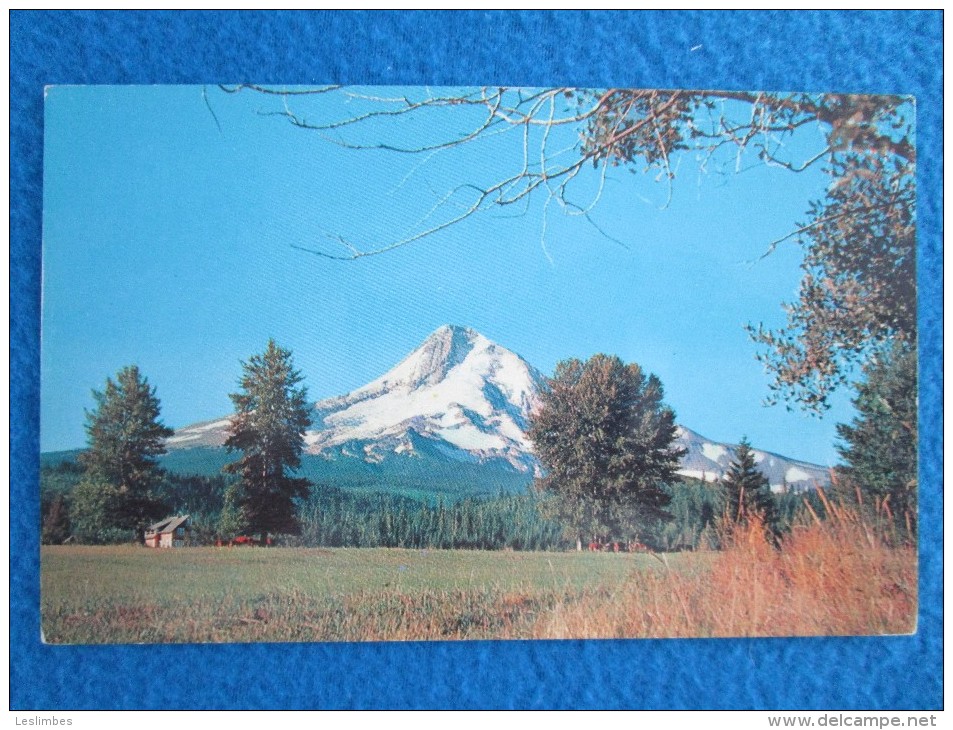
[144,515,190,548]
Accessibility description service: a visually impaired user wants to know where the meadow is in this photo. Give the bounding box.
[41,512,915,644]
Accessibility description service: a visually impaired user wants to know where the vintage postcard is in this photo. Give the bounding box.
[40,86,917,643]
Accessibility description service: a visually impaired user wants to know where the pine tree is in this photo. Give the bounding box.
[78,365,174,543]
[836,342,917,534]
[722,437,779,537]
[223,340,312,544]
[528,354,684,550]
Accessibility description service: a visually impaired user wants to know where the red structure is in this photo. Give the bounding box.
[217,535,274,547]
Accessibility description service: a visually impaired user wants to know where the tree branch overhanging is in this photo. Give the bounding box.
[217,86,916,412]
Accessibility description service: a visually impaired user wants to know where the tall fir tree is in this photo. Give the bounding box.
[721,437,779,537]
[528,354,684,550]
[223,340,312,544]
[835,342,917,535]
[78,365,174,543]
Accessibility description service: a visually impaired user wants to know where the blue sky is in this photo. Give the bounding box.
[42,85,857,464]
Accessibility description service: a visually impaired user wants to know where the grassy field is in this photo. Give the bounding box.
[41,546,700,643]
[41,512,915,644]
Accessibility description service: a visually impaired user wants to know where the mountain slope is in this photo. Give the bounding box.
[675,426,829,491]
[305,325,544,472]
[167,325,830,492]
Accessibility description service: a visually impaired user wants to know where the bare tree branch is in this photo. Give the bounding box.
[218,86,916,412]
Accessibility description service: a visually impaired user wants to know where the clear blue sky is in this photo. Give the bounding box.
[41,85,855,464]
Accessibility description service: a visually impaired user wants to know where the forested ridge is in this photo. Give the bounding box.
[41,458,821,551]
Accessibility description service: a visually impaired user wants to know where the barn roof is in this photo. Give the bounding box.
[146,515,190,534]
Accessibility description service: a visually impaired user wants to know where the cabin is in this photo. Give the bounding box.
[144,515,190,548]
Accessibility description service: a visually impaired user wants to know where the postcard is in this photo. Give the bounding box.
[40,85,917,643]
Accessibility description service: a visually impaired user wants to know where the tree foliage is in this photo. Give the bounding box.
[835,342,917,533]
[41,493,71,545]
[69,477,130,544]
[77,365,173,542]
[655,478,720,552]
[721,437,779,537]
[217,480,250,538]
[223,340,312,542]
[528,354,684,547]
[292,490,565,551]
[221,86,915,411]
[747,147,915,413]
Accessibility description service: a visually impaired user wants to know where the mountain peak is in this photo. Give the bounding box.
[397,324,488,389]
[431,323,478,337]
[299,325,545,471]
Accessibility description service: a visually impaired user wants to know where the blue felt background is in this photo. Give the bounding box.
[10,10,942,710]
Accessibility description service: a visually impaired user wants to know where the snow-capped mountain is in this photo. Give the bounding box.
[166,325,545,471]
[306,325,544,472]
[167,324,830,491]
[675,426,829,491]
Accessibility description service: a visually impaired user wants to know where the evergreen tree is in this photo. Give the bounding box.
[528,354,684,549]
[722,437,779,537]
[656,479,722,551]
[78,365,174,543]
[217,481,250,539]
[836,342,917,534]
[69,476,127,544]
[223,340,312,544]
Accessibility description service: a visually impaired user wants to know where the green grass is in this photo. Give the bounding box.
[41,545,706,644]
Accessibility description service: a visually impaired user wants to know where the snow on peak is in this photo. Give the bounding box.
[675,426,829,491]
[308,326,546,471]
[385,324,486,389]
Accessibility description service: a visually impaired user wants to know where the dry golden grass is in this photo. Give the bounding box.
[531,502,916,640]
